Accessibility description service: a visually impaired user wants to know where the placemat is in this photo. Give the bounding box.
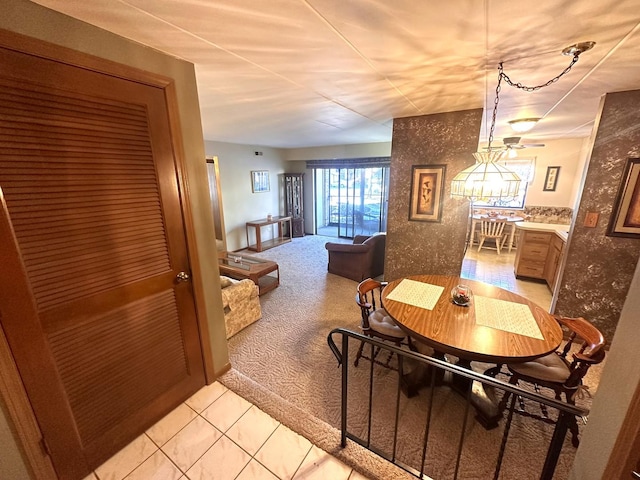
[474,296,544,339]
[385,279,444,311]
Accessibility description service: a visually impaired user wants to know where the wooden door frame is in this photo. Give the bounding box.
[0,28,217,478]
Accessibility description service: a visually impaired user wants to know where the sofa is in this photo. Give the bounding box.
[220,276,262,339]
[325,232,386,282]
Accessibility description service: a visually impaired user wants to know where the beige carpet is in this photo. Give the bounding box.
[220,235,600,480]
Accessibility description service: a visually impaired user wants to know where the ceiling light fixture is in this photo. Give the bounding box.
[451,41,595,200]
[508,117,541,133]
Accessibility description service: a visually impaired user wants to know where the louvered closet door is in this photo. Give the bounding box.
[0,46,205,479]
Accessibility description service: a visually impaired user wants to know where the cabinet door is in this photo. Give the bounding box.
[515,231,552,279]
[285,174,304,237]
[544,236,565,289]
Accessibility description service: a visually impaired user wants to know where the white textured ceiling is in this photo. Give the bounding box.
[32,0,640,149]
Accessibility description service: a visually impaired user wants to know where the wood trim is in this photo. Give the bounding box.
[0,29,173,89]
[162,82,216,382]
[603,379,640,478]
[0,26,218,476]
[213,362,233,380]
[0,324,57,480]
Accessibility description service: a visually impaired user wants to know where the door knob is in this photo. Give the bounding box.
[176,271,190,283]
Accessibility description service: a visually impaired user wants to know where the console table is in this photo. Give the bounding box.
[246,216,292,252]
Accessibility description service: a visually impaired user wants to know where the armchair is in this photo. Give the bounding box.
[220,276,262,339]
[325,232,386,282]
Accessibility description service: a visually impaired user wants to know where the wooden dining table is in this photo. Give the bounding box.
[381,274,564,427]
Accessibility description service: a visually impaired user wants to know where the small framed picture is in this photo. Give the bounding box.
[543,166,560,192]
[409,164,446,222]
[251,170,270,193]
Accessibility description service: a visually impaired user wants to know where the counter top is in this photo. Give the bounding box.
[515,222,570,241]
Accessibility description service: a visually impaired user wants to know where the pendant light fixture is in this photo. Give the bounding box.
[451,41,595,201]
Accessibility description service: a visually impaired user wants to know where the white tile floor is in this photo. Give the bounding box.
[86,382,368,480]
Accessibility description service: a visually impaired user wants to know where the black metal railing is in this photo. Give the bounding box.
[327,328,587,480]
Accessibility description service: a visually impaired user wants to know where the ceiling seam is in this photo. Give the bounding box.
[301,0,422,115]
[115,0,392,129]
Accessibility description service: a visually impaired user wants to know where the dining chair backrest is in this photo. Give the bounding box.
[480,218,507,237]
[355,278,385,331]
[552,314,606,388]
[354,278,412,369]
[478,218,508,254]
[500,314,606,447]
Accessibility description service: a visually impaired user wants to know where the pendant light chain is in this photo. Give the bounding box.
[487,67,503,151]
[451,42,594,200]
[487,50,584,151]
[500,54,581,92]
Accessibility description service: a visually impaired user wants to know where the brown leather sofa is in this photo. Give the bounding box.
[325,232,386,282]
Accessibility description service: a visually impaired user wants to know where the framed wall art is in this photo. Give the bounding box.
[409,164,446,222]
[543,166,561,192]
[251,170,270,193]
[607,157,640,238]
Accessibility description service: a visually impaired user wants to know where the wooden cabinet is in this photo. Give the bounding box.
[514,228,566,291]
[515,231,552,280]
[284,173,304,237]
[544,234,564,291]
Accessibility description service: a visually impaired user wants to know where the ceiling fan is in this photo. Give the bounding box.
[502,136,545,150]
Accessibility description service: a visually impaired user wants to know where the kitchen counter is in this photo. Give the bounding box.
[515,221,570,241]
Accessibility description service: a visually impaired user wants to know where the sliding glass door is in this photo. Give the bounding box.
[314,166,389,238]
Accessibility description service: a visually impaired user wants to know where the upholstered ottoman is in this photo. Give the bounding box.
[220,276,262,338]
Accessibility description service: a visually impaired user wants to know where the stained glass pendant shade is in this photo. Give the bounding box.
[450,150,521,200]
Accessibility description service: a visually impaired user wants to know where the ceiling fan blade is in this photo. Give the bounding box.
[520,143,546,148]
[503,136,522,146]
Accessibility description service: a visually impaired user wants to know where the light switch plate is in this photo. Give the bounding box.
[585,212,599,227]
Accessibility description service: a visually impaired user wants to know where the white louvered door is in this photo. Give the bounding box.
[0,43,205,479]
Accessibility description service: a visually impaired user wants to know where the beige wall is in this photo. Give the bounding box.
[0,404,30,480]
[215,136,593,246]
[1,1,228,477]
[283,142,391,161]
[522,137,589,208]
[570,259,640,479]
[205,141,290,251]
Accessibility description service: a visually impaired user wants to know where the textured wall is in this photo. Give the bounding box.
[385,109,482,281]
[556,90,640,343]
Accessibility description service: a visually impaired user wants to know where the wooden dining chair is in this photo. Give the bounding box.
[354,278,415,368]
[477,218,508,254]
[498,315,606,447]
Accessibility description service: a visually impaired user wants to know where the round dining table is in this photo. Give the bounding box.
[381,274,564,427]
[382,275,562,363]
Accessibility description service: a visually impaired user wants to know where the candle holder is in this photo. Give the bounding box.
[451,284,472,307]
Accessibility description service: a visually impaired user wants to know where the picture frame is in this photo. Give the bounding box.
[606,157,640,238]
[251,170,270,193]
[543,166,561,191]
[409,164,446,222]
